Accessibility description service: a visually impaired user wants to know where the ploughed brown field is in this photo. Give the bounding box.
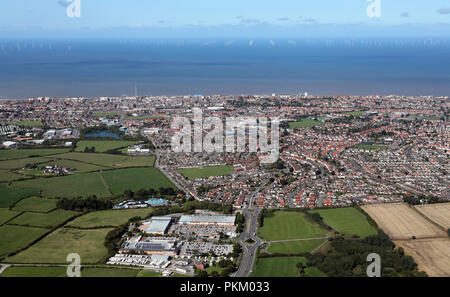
[415,202,450,229]
[361,203,446,240]
[395,238,450,277]
[362,202,450,277]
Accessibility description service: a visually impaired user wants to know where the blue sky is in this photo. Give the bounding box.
[1,0,450,38]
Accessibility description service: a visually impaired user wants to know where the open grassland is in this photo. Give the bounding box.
[288,119,324,129]
[68,208,153,228]
[250,257,325,277]
[8,210,79,228]
[6,227,113,264]
[0,209,21,225]
[0,266,68,277]
[310,207,377,238]
[395,238,450,277]
[52,152,155,168]
[361,203,446,240]
[81,267,139,277]
[0,170,27,182]
[12,197,58,213]
[0,156,54,170]
[75,140,138,153]
[102,167,175,195]
[38,159,107,173]
[177,165,234,179]
[11,172,110,198]
[341,111,366,117]
[415,203,450,229]
[9,121,42,127]
[258,211,327,241]
[0,149,70,161]
[137,270,162,277]
[0,225,49,259]
[267,238,327,254]
[0,184,39,208]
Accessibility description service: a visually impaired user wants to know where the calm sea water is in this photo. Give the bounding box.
[0,38,449,98]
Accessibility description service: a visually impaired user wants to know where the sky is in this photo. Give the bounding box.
[1,0,450,38]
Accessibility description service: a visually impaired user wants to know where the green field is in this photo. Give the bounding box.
[0,266,140,277]
[177,165,234,179]
[288,119,324,129]
[0,149,70,161]
[0,184,39,208]
[52,152,155,168]
[0,225,49,258]
[38,159,107,173]
[81,267,139,277]
[0,170,27,182]
[75,140,138,153]
[12,197,58,213]
[250,257,325,277]
[267,238,327,254]
[6,227,113,264]
[94,112,121,117]
[102,167,175,195]
[9,121,42,127]
[12,172,110,198]
[9,210,79,228]
[0,156,54,170]
[0,209,21,225]
[258,211,327,241]
[68,208,153,228]
[137,270,162,277]
[342,111,366,117]
[310,207,377,238]
[353,144,389,150]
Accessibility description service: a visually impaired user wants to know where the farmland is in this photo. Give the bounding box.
[6,228,113,264]
[0,184,39,208]
[0,148,70,161]
[12,197,58,213]
[310,207,377,238]
[0,266,141,277]
[68,208,153,228]
[415,203,450,229]
[177,165,234,179]
[75,140,138,153]
[250,257,326,277]
[51,152,155,168]
[37,159,107,173]
[0,156,55,170]
[0,225,49,259]
[0,209,20,225]
[8,210,79,228]
[0,170,27,182]
[361,203,445,240]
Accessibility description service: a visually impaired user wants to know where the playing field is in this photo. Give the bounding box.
[12,197,58,213]
[6,227,113,264]
[361,203,446,240]
[258,211,327,241]
[102,167,175,194]
[68,208,153,228]
[250,257,326,277]
[0,209,21,225]
[75,140,138,153]
[310,207,377,238]
[0,184,39,208]
[0,225,49,259]
[11,172,110,198]
[177,165,234,179]
[342,111,366,117]
[0,149,70,161]
[267,238,327,254]
[288,119,324,129]
[415,203,450,229]
[395,238,450,277]
[8,210,79,228]
[52,152,155,168]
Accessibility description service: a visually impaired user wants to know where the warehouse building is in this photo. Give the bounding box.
[178,214,236,226]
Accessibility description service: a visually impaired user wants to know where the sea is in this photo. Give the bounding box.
[0,38,449,98]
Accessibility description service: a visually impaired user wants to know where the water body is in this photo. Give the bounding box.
[0,38,449,98]
[85,131,122,139]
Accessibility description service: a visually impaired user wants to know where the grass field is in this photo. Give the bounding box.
[267,238,327,254]
[258,211,327,241]
[353,144,389,150]
[137,270,162,277]
[68,208,153,228]
[0,149,70,161]
[52,152,155,168]
[102,167,175,195]
[0,184,39,208]
[38,159,107,173]
[94,112,121,117]
[6,227,113,264]
[75,140,138,153]
[361,203,446,240]
[0,209,21,225]
[177,165,234,179]
[341,111,366,117]
[415,203,450,229]
[310,207,377,238]
[0,225,49,258]
[0,266,68,277]
[288,119,324,129]
[81,267,139,277]
[250,257,326,277]
[12,197,58,213]
[12,172,110,198]
[0,156,54,170]
[8,210,79,228]
[0,170,27,182]
[9,121,42,127]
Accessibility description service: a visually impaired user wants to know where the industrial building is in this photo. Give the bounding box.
[145,216,172,234]
[119,237,179,256]
[178,214,236,226]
